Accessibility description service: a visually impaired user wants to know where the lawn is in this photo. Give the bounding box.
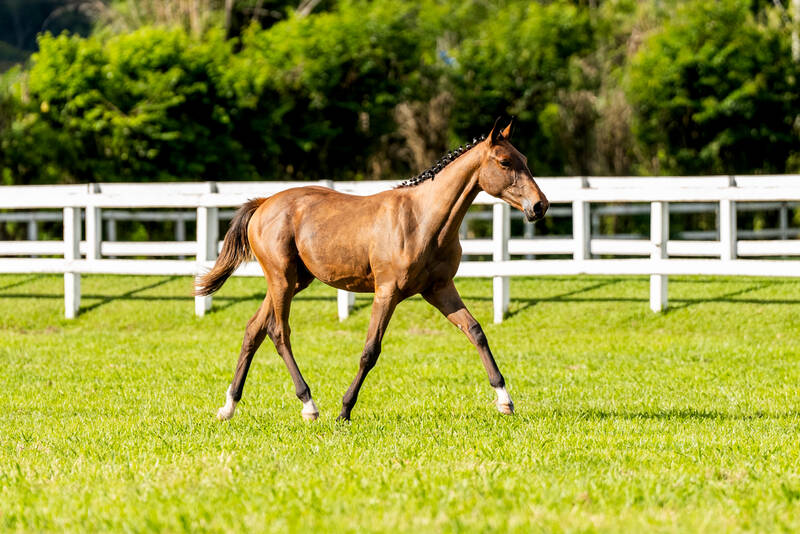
[1,273,800,533]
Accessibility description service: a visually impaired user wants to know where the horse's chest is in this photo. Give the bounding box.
[395,248,460,293]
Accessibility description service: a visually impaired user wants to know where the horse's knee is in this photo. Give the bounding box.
[266,318,290,347]
[240,326,266,358]
[468,322,488,348]
[359,340,381,371]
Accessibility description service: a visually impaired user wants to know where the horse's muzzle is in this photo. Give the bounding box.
[523,200,548,222]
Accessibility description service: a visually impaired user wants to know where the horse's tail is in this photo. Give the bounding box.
[193,198,265,297]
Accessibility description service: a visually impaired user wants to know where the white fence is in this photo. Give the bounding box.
[7,200,799,245]
[1,176,799,322]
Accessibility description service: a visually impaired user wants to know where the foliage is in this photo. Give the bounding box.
[627,0,800,174]
[11,28,249,183]
[1,2,440,182]
[2,274,800,531]
[232,1,439,179]
[448,1,593,175]
[0,0,799,183]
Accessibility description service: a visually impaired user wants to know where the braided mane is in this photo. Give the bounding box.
[396,134,487,188]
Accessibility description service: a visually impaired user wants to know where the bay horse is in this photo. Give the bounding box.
[194,117,549,422]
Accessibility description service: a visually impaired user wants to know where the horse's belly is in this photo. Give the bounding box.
[319,272,375,293]
[297,245,374,292]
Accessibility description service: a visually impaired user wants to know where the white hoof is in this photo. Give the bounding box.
[496,401,515,415]
[217,385,237,421]
[495,387,515,415]
[301,399,319,421]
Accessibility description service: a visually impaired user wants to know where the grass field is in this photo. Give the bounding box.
[1,273,800,532]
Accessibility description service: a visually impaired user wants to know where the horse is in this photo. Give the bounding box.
[194,117,549,422]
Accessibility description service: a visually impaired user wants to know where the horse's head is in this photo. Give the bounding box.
[477,117,549,222]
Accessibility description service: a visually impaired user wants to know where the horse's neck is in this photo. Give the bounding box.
[412,148,483,248]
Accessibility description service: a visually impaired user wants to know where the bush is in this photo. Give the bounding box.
[232,0,439,180]
[1,0,798,184]
[627,0,799,175]
[20,28,250,182]
[448,1,593,175]
[3,1,440,183]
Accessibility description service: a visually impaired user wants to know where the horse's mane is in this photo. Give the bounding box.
[396,134,487,188]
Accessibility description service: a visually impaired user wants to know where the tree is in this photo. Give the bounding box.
[448,1,594,175]
[627,0,799,174]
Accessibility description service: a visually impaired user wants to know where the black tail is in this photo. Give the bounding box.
[193,198,264,296]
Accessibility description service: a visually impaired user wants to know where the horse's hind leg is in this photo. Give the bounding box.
[267,265,319,420]
[217,295,273,420]
[217,268,315,421]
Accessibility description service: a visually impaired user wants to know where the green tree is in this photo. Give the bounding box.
[18,28,251,182]
[232,0,439,179]
[448,1,594,175]
[627,0,799,175]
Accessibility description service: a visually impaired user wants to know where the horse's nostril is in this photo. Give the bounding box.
[533,201,545,218]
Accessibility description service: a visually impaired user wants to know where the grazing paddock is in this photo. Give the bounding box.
[1,274,800,532]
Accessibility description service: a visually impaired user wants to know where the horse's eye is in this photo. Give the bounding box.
[500,159,512,168]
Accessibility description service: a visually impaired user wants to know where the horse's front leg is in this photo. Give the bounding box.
[423,280,514,415]
[338,287,399,421]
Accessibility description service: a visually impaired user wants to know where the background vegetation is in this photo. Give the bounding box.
[1,0,799,185]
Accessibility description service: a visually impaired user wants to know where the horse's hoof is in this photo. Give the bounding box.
[217,406,235,421]
[301,399,319,421]
[217,385,237,421]
[496,401,514,415]
[336,414,351,423]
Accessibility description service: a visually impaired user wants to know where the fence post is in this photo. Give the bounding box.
[650,201,669,312]
[27,215,38,259]
[523,213,535,260]
[63,206,81,319]
[572,178,591,261]
[572,201,591,261]
[105,217,117,259]
[195,182,219,317]
[720,177,737,261]
[27,218,37,242]
[779,202,789,240]
[175,216,186,241]
[337,290,356,321]
[176,214,187,260]
[493,202,510,323]
[85,183,102,261]
[105,218,117,242]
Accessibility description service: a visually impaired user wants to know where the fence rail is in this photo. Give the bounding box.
[1,176,799,322]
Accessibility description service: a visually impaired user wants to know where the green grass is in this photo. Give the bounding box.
[1,273,800,533]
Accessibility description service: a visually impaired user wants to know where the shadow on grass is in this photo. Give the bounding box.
[460,279,800,313]
[0,279,373,319]
[1,278,798,314]
[0,274,43,292]
[504,278,624,319]
[663,280,784,313]
[518,275,800,285]
[560,407,800,421]
[207,291,372,315]
[377,406,800,425]
[78,276,181,316]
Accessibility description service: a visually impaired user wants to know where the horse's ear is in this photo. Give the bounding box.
[489,116,508,145]
[489,117,511,145]
[501,116,515,141]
